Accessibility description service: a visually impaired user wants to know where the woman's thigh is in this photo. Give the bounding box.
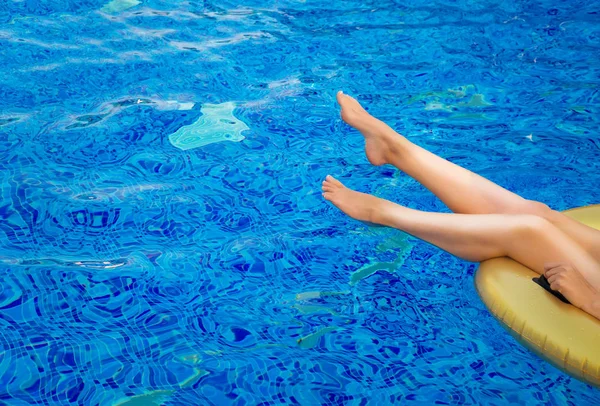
[506,200,600,263]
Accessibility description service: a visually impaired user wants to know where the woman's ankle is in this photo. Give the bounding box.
[385,136,413,168]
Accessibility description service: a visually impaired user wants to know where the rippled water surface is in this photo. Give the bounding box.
[1,0,600,404]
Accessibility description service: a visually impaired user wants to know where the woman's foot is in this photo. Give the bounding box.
[322,175,386,223]
[336,91,406,166]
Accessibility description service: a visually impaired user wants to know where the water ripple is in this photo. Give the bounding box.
[1,0,599,404]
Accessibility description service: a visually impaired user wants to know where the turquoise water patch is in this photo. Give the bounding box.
[0,117,22,126]
[114,390,173,406]
[349,233,414,286]
[297,326,338,349]
[419,85,493,112]
[168,102,249,150]
[101,0,140,13]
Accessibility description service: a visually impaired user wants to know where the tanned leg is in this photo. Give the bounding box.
[322,176,600,290]
[336,91,600,261]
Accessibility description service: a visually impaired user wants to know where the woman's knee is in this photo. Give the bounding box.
[516,214,556,238]
[522,200,556,220]
[500,199,557,221]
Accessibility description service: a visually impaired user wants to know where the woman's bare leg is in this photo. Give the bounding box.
[322,176,600,290]
[336,91,600,259]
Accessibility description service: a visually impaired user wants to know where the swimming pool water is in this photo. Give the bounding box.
[1,0,600,404]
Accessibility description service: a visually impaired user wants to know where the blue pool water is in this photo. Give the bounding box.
[1,0,600,404]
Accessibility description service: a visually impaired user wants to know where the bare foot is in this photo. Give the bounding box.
[322,175,385,223]
[336,91,404,166]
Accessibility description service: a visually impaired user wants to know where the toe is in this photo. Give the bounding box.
[325,175,337,185]
[329,176,344,188]
[322,178,336,191]
[322,192,332,201]
[325,175,342,189]
[336,91,344,105]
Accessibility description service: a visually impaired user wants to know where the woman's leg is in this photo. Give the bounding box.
[336,91,600,259]
[322,176,600,290]
[336,91,526,215]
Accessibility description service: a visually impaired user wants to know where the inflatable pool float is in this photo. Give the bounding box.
[476,205,600,387]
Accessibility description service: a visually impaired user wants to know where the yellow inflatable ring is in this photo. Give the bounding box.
[476,205,600,387]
